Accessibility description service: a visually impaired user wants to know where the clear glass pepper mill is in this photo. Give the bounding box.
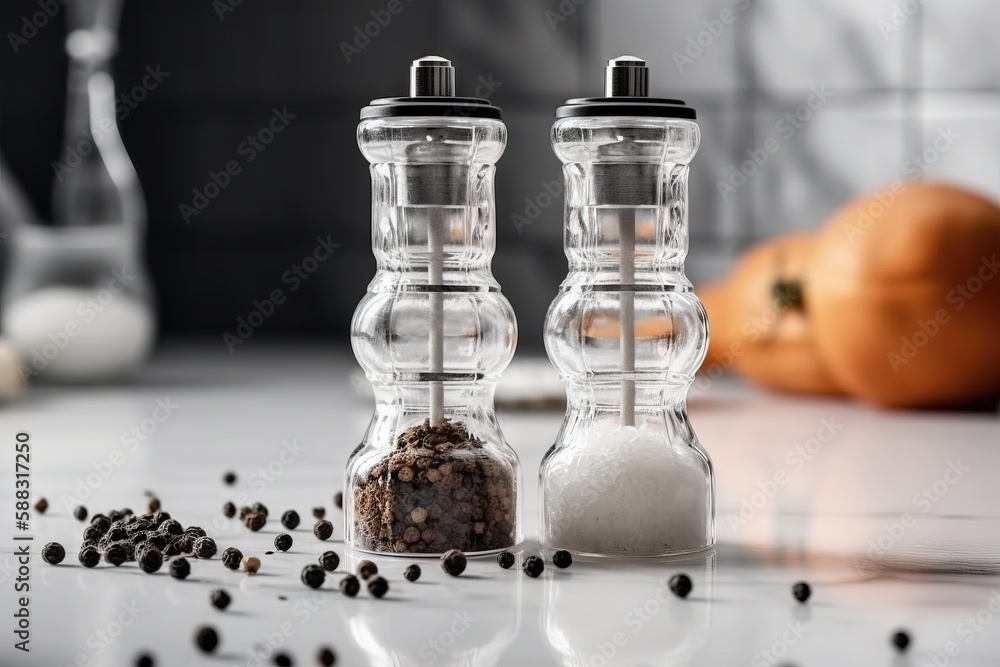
[540,56,714,557]
[1,2,155,384]
[348,57,520,556]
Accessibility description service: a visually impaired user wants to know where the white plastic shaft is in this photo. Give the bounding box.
[620,209,636,427]
[428,209,445,427]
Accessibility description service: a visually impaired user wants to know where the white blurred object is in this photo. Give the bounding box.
[0,339,25,402]
[494,357,565,410]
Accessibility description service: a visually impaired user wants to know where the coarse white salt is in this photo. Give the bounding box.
[3,286,154,383]
[542,421,711,555]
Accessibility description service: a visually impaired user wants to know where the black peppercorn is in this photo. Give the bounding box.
[280,510,300,530]
[252,502,269,518]
[138,548,162,574]
[792,581,811,603]
[668,573,692,599]
[221,547,242,570]
[91,514,111,533]
[496,551,515,569]
[313,520,333,541]
[135,653,155,667]
[210,589,231,610]
[158,519,182,536]
[147,497,161,513]
[339,575,360,597]
[223,471,236,485]
[147,533,167,550]
[83,525,104,543]
[42,542,65,565]
[32,497,48,513]
[274,534,293,552]
[130,532,149,546]
[404,564,421,582]
[552,550,572,569]
[312,507,326,519]
[73,505,88,521]
[195,626,219,653]
[107,527,128,541]
[301,564,325,589]
[317,647,336,666]
[319,551,340,572]
[169,557,191,580]
[193,536,217,559]
[367,576,389,598]
[243,511,266,532]
[357,560,378,579]
[152,511,170,525]
[334,492,343,509]
[243,556,261,574]
[892,630,911,652]
[105,543,128,566]
[522,556,544,578]
[441,549,467,576]
[185,526,207,538]
[78,546,100,568]
[273,654,292,667]
[222,502,236,518]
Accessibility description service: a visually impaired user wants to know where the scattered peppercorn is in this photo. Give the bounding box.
[135,653,155,667]
[222,502,236,518]
[91,514,111,533]
[32,497,48,513]
[280,510,300,530]
[892,630,911,652]
[147,497,161,513]
[497,551,515,569]
[357,560,378,579]
[78,546,100,568]
[552,550,572,569]
[367,576,389,598]
[222,547,242,570]
[138,548,163,574]
[242,556,261,574]
[169,558,191,580]
[404,564,421,582]
[441,549,467,576]
[265,551,274,555]
[312,507,326,520]
[313,520,333,541]
[792,582,811,603]
[252,502,269,518]
[158,519,183,536]
[301,564,325,589]
[244,511,266,532]
[317,646,337,666]
[73,505,88,521]
[105,544,128,566]
[42,542,65,565]
[334,492,343,509]
[273,654,293,667]
[668,574,692,599]
[339,575,360,597]
[210,589,231,610]
[522,555,544,578]
[223,471,237,485]
[193,536,217,559]
[319,551,340,572]
[195,626,219,653]
[274,534,293,552]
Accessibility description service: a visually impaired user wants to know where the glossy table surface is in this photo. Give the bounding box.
[1,342,998,667]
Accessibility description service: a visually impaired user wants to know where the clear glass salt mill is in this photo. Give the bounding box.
[1,0,155,383]
[348,57,520,556]
[540,56,714,557]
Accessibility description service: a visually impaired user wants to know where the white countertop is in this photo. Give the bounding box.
[1,342,999,667]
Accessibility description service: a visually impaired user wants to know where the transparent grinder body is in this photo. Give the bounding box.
[348,58,520,556]
[540,57,714,557]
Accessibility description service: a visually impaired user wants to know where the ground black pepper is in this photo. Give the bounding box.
[222,547,242,570]
[792,582,811,603]
[274,534,293,552]
[312,507,326,520]
[367,576,389,598]
[668,574,692,599]
[440,549,467,576]
[193,537,217,559]
[195,626,219,653]
[404,564,421,582]
[222,502,236,518]
[351,419,516,554]
[319,551,340,571]
[357,560,378,579]
[74,505,88,521]
[169,558,191,580]
[522,556,543,578]
[279,510,299,530]
[138,548,162,574]
[496,551,515,569]
[892,630,911,652]
[78,546,100,568]
[223,471,237,485]
[211,589,231,610]
[339,575,360,597]
[301,564,325,589]
[42,542,65,565]
[313,520,333,541]
[552,550,572,569]
[317,647,336,666]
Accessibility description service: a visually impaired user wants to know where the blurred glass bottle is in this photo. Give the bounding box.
[0,0,156,383]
